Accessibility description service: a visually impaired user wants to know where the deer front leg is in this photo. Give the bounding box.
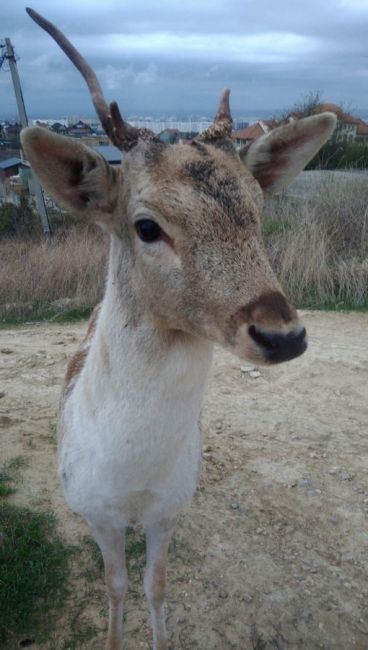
[144,518,176,650]
[90,524,127,650]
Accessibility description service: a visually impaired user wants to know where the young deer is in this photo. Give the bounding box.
[22,8,336,650]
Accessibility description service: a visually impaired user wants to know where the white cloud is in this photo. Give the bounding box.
[98,62,157,90]
[134,63,157,85]
[76,31,318,64]
[99,64,135,90]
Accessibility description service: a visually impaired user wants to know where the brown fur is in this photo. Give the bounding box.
[21,107,335,371]
[19,13,338,650]
[242,113,337,191]
[150,555,167,606]
[241,291,296,325]
[124,139,272,341]
[64,303,101,395]
[197,118,233,142]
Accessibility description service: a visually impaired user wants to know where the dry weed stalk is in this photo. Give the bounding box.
[1,174,367,320]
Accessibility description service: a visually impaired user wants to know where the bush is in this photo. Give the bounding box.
[0,197,41,238]
[308,140,368,170]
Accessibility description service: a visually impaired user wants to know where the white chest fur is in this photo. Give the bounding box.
[58,304,213,528]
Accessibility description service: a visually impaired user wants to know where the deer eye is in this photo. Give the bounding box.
[135,219,162,243]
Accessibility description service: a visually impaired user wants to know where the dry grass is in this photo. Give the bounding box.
[264,174,368,308]
[0,227,108,321]
[0,172,367,322]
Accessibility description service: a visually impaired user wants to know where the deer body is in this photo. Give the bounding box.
[22,8,337,649]
[59,253,213,529]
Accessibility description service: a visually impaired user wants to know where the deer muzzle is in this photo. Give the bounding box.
[248,323,307,363]
[229,290,307,365]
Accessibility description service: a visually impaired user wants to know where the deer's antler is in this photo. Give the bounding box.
[26,7,157,151]
[198,88,233,142]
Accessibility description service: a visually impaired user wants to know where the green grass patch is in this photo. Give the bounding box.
[81,536,104,582]
[0,457,26,498]
[0,458,73,648]
[0,504,72,647]
[126,527,146,578]
[296,298,368,312]
[83,526,146,583]
[0,292,367,331]
[262,216,292,239]
[0,305,93,329]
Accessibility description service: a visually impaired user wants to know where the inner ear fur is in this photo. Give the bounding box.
[239,112,337,193]
[21,127,119,219]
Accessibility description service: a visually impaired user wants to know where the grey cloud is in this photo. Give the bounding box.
[1,0,367,117]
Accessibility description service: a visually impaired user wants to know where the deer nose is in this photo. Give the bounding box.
[248,324,307,363]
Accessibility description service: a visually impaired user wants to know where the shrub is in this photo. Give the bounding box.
[0,196,41,238]
[308,140,368,170]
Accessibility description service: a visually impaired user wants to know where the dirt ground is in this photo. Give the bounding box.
[1,310,368,649]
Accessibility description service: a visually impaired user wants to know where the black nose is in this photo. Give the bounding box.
[248,324,307,363]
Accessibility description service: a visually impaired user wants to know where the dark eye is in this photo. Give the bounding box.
[135,219,162,243]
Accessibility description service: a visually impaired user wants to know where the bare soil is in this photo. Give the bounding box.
[1,311,368,649]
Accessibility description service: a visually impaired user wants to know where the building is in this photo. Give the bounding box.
[232,103,368,150]
[2,123,22,146]
[50,122,68,135]
[0,157,29,180]
[0,157,30,203]
[67,120,93,138]
[232,119,279,149]
[232,118,249,131]
[314,104,361,142]
[354,120,368,142]
[288,103,368,143]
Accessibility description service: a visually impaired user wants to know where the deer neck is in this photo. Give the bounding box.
[91,233,213,396]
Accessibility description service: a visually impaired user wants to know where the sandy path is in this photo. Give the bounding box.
[1,311,368,649]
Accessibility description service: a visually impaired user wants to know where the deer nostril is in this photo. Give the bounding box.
[248,325,307,363]
[248,325,279,350]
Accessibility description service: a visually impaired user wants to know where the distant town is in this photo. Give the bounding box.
[1,103,368,209]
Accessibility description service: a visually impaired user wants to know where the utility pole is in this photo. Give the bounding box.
[2,38,51,237]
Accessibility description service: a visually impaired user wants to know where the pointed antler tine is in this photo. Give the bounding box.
[197,87,233,143]
[110,102,125,129]
[110,101,139,150]
[215,88,232,124]
[26,7,157,151]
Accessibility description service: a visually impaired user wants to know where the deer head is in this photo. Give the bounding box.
[21,8,336,365]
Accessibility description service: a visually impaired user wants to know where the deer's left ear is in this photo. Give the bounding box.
[239,113,337,192]
[21,127,119,222]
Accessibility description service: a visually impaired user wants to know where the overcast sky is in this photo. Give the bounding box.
[1,0,368,120]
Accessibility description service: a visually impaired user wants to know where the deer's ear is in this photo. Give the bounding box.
[239,113,337,192]
[21,127,119,220]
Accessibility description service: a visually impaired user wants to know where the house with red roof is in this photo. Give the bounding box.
[232,119,279,149]
[288,103,368,143]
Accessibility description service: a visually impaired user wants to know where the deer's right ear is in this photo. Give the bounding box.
[239,113,337,193]
[21,127,119,222]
